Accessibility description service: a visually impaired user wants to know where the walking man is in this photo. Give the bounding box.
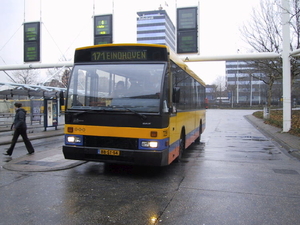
[3,102,35,156]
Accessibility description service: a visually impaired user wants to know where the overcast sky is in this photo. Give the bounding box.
[0,0,260,84]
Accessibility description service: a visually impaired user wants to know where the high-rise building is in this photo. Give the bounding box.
[137,10,176,51]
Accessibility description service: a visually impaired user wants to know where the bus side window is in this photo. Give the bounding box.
[172,87,180,103]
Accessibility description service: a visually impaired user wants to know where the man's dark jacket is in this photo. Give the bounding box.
[13,108,27,129]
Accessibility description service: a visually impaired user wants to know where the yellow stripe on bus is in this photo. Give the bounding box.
[65,125,169,139]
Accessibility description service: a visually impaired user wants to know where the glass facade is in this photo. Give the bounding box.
[226,61,268,105]
[137,10,176,51]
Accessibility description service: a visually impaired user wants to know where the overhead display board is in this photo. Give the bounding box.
[24,42,40,62]
[177,7,197,30]
[177,30,198,54]
[24,22,40,62]
[177,7,198,54]
[94,15,113,45]
[94,36,112,45]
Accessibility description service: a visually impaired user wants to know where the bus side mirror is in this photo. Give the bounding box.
[172,87,180,103]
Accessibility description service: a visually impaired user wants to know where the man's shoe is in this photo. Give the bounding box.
[3,152,11,156]
[27,151,34,155]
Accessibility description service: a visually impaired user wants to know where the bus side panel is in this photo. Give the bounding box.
[167,110,206,164]
[167,126,200,164]
[168,140,180,164]
[169,111,201,145]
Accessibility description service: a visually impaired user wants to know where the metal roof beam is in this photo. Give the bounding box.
[180,52,280,62]
[0,62,73,71]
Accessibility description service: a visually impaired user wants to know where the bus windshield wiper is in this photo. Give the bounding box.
[69,107,147,120]
[70,108,110,116]
[124,108,147,120]
[112,106,147,120]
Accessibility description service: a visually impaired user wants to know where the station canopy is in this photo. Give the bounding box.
[0,82,65,99]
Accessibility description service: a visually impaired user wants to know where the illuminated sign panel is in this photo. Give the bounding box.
[75,46,168,63]
[94,15,113,45]
[24,42,40,62]
[177,7,198,54]
[94,15,112,35]
[24,22,40,41]
[24,22,40,62]
[177,7,197,30]
[94,36,113,45]
[177,30,197,53]
[91,50,147,62]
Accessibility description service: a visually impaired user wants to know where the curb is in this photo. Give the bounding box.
[245,114,300,160]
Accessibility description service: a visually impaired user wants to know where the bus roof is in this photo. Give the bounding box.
[75,43,205,87]
[169,48,206,87]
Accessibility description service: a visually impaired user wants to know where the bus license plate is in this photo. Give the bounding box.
[99,149,120,156]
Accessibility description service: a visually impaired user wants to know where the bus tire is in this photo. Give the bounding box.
[195,121,202,143]
[176,130,185,162]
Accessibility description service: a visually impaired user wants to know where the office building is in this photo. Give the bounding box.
[137,10,176,51]
[226,61,267,105]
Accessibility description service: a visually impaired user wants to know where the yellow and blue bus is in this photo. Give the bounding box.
[63,43,206,166]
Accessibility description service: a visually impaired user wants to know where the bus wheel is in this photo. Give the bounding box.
[176,132,185,162]
[195,122,202,143]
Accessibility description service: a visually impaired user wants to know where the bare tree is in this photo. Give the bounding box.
[61,69,70,88]
[212,75,227,106]
[44,68,71,88]
[240,0,300,110]
[10,69,40,84]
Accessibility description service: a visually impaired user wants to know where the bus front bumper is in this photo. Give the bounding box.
[62,145,170,166]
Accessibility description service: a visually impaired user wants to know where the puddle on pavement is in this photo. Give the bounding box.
[226,136,268,141]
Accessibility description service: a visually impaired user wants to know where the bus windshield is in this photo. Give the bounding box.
[67,63,165,113]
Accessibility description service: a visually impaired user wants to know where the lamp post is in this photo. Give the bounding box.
[281,0,291,132]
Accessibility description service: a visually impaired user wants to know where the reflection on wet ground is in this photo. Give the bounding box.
[2,110,300,225]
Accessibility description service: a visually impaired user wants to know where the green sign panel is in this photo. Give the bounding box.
[24,22,40,41]
[94,36,113,45]
[94,15,112,35]
[177,30,198,53]
[94,15,113,45]
[177,7,198,54]
[24,22,40,62]
[24,42,40,62]
[177,7,197,30]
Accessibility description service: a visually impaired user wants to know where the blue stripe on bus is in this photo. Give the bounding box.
[168,125,203,153]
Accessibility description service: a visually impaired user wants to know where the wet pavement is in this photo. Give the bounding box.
[1,109,300,225]
[0,121,85,172]
[158,110,300,224]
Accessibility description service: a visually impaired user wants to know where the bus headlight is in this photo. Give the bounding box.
[141,141,158,148]
[65,135,83,145]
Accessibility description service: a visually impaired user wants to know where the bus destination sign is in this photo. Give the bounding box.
[75,46,168,63]
[91,50,147,61]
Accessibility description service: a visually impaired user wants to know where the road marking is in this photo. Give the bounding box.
[40,154,64,162]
